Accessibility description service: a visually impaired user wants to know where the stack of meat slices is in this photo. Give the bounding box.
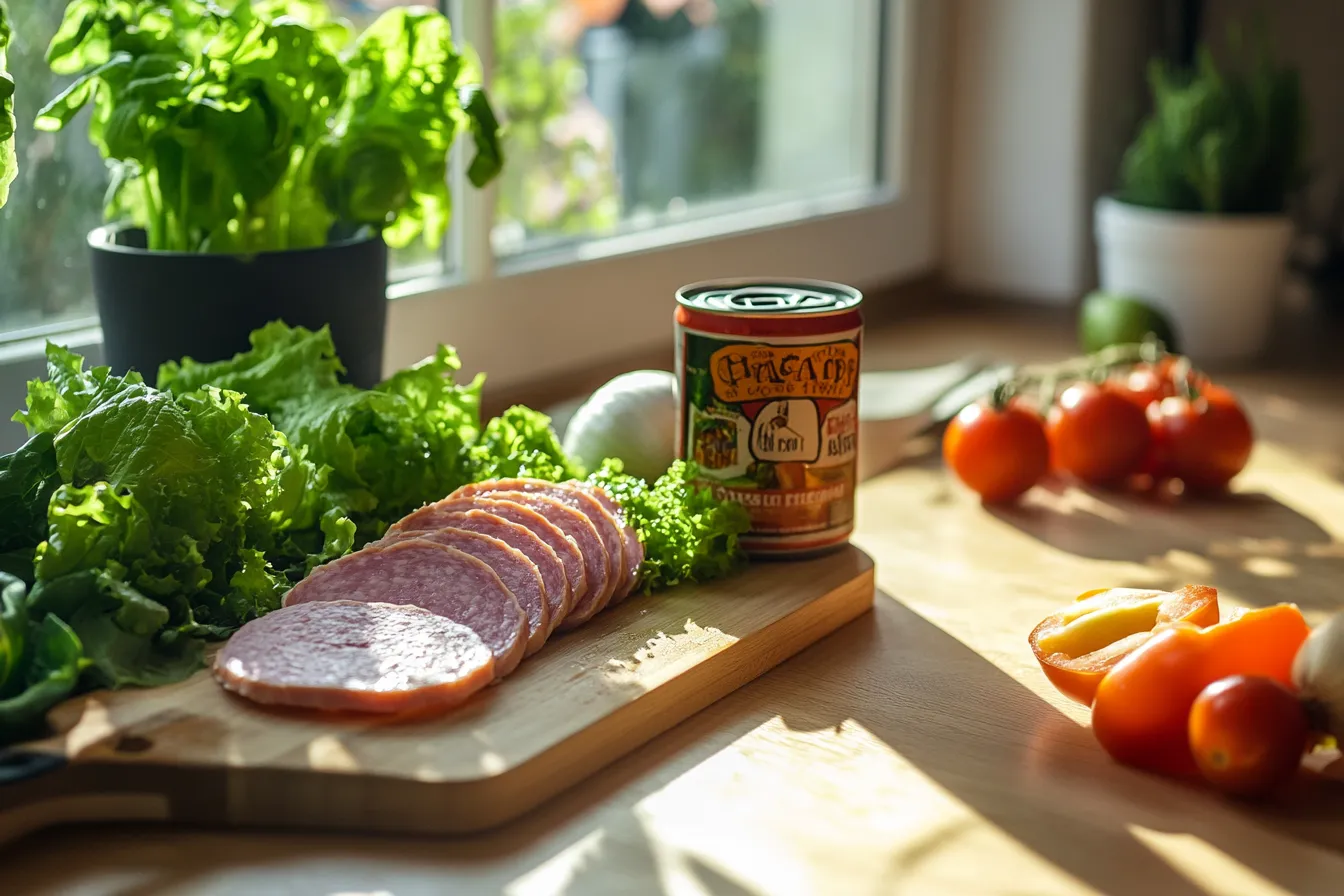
[213,478,643,714]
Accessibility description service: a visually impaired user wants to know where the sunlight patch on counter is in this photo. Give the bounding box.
[621,715,1092,895]
[505,829,606,896]
[1128,826,1300,896]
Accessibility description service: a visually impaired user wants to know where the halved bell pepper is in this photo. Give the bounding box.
[1029,585,1220,706]
[1090,603,1311,778]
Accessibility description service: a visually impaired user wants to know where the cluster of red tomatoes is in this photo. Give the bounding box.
[943,357,1255,503]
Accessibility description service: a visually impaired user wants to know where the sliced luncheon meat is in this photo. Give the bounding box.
[391,497,580,632]
[214,601,495,714]
[377,526,550,657]
[284,539,528,678]
[386,508,569,641]
[580,483,643,603]
[449,479,625,625]
[462,490,609,628]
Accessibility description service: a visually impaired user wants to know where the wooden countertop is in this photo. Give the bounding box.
[9,309,1344,895]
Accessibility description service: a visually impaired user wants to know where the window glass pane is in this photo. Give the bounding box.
[492,0,883,259]
[0,0,447,340]
[0,1,104,335]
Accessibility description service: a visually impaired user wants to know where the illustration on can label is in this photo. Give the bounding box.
[680,330,860,548]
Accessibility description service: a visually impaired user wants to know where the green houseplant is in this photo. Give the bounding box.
[1094,30,1307,365]
[0,0,15,208]
[35,0,503,386]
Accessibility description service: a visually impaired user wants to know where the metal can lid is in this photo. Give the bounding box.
[676,278,863,317]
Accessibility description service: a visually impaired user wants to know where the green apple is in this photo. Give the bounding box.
[1079,291,1178,354]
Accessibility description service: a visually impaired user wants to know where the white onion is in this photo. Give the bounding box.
[563,370,677,482]
[1292,613,1344,739]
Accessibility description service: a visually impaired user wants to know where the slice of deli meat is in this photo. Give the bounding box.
[387,509,567,642]
[450,479,625,620]
[459,490,610,628]
[391,498,580,632]
[378,526,549,656]
[580,483,643,603]
[284,540,527,678]
[214,601,495,714]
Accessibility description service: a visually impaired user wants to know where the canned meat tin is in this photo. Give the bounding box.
[674,279,863,557]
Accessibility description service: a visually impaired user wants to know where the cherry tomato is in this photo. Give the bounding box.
[1147,386,1253,492]
[1188,675,1308,798]
[1115,360,1209,413]
[943,400,1049,503]
[1114,366,1169,412]
[1090,603,1310,778]
[1047,383,1151,484]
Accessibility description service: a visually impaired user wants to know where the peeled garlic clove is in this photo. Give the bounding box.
[1291,613,1344,739]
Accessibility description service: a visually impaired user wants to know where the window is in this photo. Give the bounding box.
[0,0,942,416]
[490,0,882,262]
[0,1,106,338]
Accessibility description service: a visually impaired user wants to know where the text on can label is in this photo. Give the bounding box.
[710,342,859,403]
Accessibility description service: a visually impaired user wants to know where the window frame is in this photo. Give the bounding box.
[0,0,945,419]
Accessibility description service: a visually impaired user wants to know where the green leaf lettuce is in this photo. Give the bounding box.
[589,459,751,593]
[0,341,353,741]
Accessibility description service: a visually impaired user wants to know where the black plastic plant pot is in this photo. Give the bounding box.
[89,225,389,389]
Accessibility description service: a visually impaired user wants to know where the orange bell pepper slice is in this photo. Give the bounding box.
[1029,585,1220,705]
[1090,602,1311,778]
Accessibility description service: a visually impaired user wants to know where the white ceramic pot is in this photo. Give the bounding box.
[1094,196,1294,365]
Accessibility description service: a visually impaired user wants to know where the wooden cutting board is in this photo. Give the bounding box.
[0,545,874,844]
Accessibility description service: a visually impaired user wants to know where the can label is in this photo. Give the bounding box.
[679,325,861,553]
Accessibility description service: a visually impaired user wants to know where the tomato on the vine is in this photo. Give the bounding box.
[1188,675,1308,798]
[1046,383,1151,484]
[1147,386,1253,491]
[1113,366,1170,411]
[1114,360,1207,413]
[943,399,1049,503]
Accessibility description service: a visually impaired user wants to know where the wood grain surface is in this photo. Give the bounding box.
[7,308,1344,895]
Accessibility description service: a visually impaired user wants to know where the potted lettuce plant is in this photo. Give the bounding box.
[35,0,503,387]
[1094,31,1306,365]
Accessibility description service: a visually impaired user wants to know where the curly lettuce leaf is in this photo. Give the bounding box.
[0,434,62,576]
[15,344,144,437]
[27,567,201,689]
[161,323,485,539]
[271,381,477,538]
[0,614,84,734]
[0,340,356,743]
[157,320,346,407]
[0,572,25,690]
[0,572,87,735]
[471,405,583,483]
[589,459,751,593]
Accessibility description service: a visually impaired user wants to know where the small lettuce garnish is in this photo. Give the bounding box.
[589,459,751,594]
[470,405,585,484]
